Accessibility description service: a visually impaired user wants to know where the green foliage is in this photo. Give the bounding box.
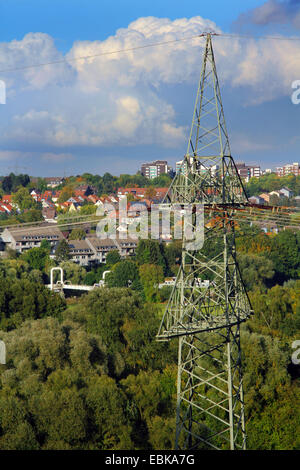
[84,271,99,286]
[84,288,175,375]
[55,239,70,262]
[245,172,300,197]
[1,173,30,193]
[69,228,86,240]
[164,240,182,272]
[57,186,75,203]
[12,187,36,211]
[105,250,121,266]
[0,208,43,227]
[21,246,50,272]
[0,278,66,331]
[246,383,300,450]
[106,260,142,291]
[59,261,87,285]
[237,253,275,290]
[0,210,299,450]
[249,283,300,337]
[268,230,300,283]
[139,264,164,302]
[136,240,167,274]
[79,204,97,215]
[0,317,115,450]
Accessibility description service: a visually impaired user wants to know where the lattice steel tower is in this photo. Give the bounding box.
[157,33,253,450]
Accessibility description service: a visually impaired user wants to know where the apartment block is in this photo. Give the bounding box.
[176,160,187,175]
[236,163,262,182]
[1,225,64,254]
[276,162,300,177]
[141,160,171,179]
[68,236,138,267]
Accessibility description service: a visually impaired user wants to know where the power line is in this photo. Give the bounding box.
[1,206,300,236]
[0,31,300,75]
[0,34,204,75]
[217,33,300,42]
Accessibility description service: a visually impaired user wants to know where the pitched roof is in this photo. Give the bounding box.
[3,225,63,242]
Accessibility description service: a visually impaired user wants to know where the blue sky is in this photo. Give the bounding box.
[0,0,300,176]
[0,1,264,46]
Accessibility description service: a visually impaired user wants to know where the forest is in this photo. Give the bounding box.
[0,223,299,450]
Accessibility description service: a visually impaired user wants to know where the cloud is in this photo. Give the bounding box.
[1,15,300,157]
[66,16,221,90]
[231,133,274,154]
[0,149,73,166]
[235,0,300,28]
[41,152,73,162]
[0,150,26,161]
[0,33,75,90]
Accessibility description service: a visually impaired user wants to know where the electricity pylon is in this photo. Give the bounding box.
[157,33,253,450]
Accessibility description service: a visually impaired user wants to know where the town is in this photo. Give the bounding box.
[1,160,300,268]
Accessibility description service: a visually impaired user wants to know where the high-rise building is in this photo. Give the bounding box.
[276,162,300,177]
[141,160,171,179]
[236,162,262,182]
[176,160,187,175]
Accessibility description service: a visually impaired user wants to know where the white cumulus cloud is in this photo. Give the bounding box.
[1,15,300,155]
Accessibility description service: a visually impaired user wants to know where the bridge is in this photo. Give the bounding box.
[46,267,110,293]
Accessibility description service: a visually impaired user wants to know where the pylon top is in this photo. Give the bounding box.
[164,33,248,206]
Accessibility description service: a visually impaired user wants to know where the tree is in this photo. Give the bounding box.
[12,187,36,211]
[164,240,182,275]
[79,204,97,215]
[1,173,30,193]
[105,250,121,266]
[237,253,275,290]
[0,317,115,450]
[139,264,164,302]
[58,186,75,203]
[69,228,86,240]
[269,230,300,283]
[136,240,166,273]
[55,239,70,262]
[106,260,141,290]
[0,278,66,330]
[36,177,48,193]
[60,261,86,285]
[248,284,300,336]
[21,246,50,272]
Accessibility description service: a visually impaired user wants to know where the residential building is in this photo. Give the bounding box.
[44,177,65,188]
[1,225,64,254]
[236,163,262,182]
[259,193,270,204]
[248,196,265,205]
[68,236,138,266]
[279,187,294,198]
[176,160,187,175]
[276,162,300,177]
[141,160,171,179]
[269,191,283,198]
[0,223,139,264]
[68,239,95,266]
[117,187,168,201]
[42,207,57,221]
